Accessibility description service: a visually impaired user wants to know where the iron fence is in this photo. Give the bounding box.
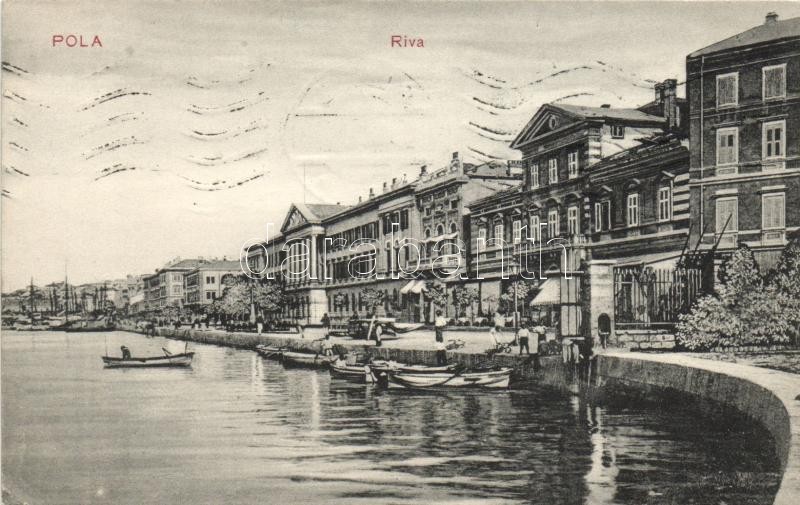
[613,266,703,328]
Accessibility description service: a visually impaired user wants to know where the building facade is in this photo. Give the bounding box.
[687,13,800,269]
[184,260,242,310]
[141,258,208,311]
[246,153,521,324]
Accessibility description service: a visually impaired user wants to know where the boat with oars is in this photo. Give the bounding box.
[385,365,513,391]
[102,346,194,368]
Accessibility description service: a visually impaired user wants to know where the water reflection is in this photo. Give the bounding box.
[2,331,780,505]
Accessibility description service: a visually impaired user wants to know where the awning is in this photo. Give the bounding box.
[409,280,427,294]
[399,280,416,295]
[530,277,560,306]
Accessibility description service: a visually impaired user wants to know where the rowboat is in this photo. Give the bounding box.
[281,350,336,368]
[102,352,194,368]
[329,358,370,382]
[255,344,284,360]
[386,367,513,390]
[368,359,458,374]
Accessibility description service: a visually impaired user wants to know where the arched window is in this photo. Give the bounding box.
[436,224,445,236]
[424,228,431,238]
[449,222,458,234]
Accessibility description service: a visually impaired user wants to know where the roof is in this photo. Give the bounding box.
[689,16,800,58]
[161,259,206,271]
[553,103,664,123]
[189,260,241,271]
[304,203,352,220]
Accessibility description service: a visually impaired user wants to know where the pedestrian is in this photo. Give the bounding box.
[517,325,530,355]
[530,322,543,370]
[321,312,330,337]
[434,310,446,343]
[120,345,131,360]
[256,314,264,335]
[493,310,505,335]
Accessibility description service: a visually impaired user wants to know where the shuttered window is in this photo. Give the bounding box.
[763,65,786,100]
[717,127,738,166]
[716,73,738,107]
[568,152,579,179]
[658,186,672,221]
[548,158,558,184]
[529,215,540,243]
[626,194,639,227]
[512,220,522,244]
[762,194,785,230]
[547,209,559,238]
[530,163,539,188]
[716,197,738,233]
[567,206,579,235]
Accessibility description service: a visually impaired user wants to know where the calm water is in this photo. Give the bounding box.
[2,331,780,505]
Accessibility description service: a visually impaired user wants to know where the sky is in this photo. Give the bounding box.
[2,0,800,291]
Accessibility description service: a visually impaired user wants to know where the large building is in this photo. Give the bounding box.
[466,79,689,339]
[142,257,208,311]
[183,260,242,310]
[687,13,800,269]
[247,153,521,324]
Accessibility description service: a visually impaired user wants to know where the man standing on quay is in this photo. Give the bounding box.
[434,310,447,365]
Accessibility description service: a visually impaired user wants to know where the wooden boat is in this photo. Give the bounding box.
[281,350,336,368]
[386,367,513,390]
[255,344,284,360]
[329,358,370,382]
[65,325,116,333]
[102,352,194,368]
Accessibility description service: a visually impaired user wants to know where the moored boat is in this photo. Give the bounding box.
[102,352,194,368]
[386,367,513,390]
[281,350,336,368]
[329,358,370,382]
[255,344,284,360]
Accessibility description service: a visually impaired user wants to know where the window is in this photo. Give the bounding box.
[716,127,738,166]
[494,222,504,241]
[716,72,738,107]
[548,158,558,184]
[512,220,522,244]
[716,197,738,233]
[424,228,431,238]
[529,215,541,243]
[425,207,432,216]
[763,120,785,159]
[205,291,213,300]
[547,209,559,238]
[567,206,579,235]
[594,201,611,232]
[450,200,458,210]
[762,194,785,230]
[449,222,458,234]
[530,163,540,188]
[172,286,181,294]
[610,125,624,139]
[626,194,639,227]
[436,224,445,236]
[568,151,578,179]
[658,186,672,222]
[477,227,487,247]
[763,64,786,100]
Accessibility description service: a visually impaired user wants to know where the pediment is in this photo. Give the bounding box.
[511,105,581,149]
[280,205,309,233]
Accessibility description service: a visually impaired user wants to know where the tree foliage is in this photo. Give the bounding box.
[452,286,480,318]
[424,281,448,310]
[677,240,800,350]
[360,288,385,316]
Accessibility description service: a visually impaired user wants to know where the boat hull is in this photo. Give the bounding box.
[386,368,512,390]
[329,360,369,382]
[66,326,116,333]
[281,351,335,368]
[102,352,194,368]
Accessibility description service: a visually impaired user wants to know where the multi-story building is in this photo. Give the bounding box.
[142,257,207,311]
[466,79,689,339]
[183,260,242,310]
[246,153,521,324]
[687,13,800,269]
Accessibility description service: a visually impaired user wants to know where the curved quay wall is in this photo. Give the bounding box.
[119,326,800,504]
[598,352,800,505]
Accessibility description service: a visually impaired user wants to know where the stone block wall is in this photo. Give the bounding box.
[614,329,676,351]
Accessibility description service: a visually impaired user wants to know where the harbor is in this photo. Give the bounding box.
[1,329,787,505]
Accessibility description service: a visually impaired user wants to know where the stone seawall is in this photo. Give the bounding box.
[597,352,800,505]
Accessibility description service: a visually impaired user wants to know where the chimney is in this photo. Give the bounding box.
[382,181,388,192]
[654,82,664,104]
[391,177,397,188]
[419,165,427,177]
[661,78,678,129]
[452,151,459,160]
[368,187,375,198]
[765,12,778,24]
[358,196,362,203]
[402,173,408,183]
